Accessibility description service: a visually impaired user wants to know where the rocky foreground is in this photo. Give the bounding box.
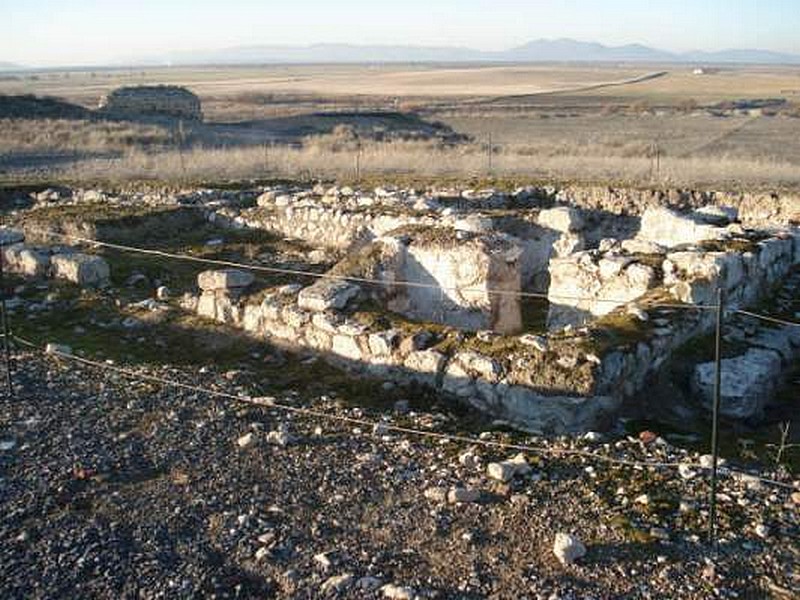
[0,352,797,599]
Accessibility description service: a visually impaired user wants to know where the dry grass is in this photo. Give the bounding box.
[39,139,800,190]
[4,63,800,190]
[0,118,174,154]
[441,113,800,165]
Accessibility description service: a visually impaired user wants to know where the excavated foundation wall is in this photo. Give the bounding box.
[184,232,799,434]
[548,185,799,228]
[379,232,524,334]
[593,235,798,398]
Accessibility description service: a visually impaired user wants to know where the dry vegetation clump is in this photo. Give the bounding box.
[41,137,800,190]
[0,118,174,154]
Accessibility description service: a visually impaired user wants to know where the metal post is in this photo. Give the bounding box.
[177,119,186,178]
[488,132,493,174]
[655,142,661,179]
[355,142,362,183]
[708,286,724,548]
[0,243,13,396]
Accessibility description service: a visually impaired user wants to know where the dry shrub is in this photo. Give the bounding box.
[42,139,800,191]
[0,118,172,154]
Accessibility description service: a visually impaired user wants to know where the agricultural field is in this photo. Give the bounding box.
[2,63,800,189]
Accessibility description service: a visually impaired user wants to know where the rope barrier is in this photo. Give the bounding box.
[734,309,800,329]
[37,229,718,310]
[11,333,796,490]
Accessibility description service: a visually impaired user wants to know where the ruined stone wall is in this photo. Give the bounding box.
[547,202,799,329]
[183,276,616,435]
[98,86,202,121]
[215,204,424,251]
[550,185,799,228]
[547,253,660,329]
[594,235,798,400]
[1,229,110,288]
[183,230,798,433]
[379,232,524,334]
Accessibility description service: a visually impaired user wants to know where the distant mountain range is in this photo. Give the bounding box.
[0,61,24,71]
[147,38,800,66]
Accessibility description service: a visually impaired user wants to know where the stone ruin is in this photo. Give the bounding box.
[187,183,800,432]
[4,182,799,434]
[98,85,202,121]
[1,228,110,288]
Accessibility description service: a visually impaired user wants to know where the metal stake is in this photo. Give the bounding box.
[708,286,724,549]
[355,142,362,183]
[488,132,493,174]
[0,243,13,397]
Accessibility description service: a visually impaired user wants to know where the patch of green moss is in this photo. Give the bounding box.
[698,235,768,254]
[584,311,653,356]
[328,242,387,280]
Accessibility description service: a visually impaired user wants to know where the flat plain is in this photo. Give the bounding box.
[2,63,800,188]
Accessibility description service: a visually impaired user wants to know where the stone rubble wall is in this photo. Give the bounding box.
[98,86,202,121]
[2,230,110,288]
[636,206,732,248]
[692,279,800,421]
[550,185,799,228]
[212,204,425,251]
[165,211,798,433]
[182,274,615,435]
[548,228,798,329]
[379,233,525,334]
[547,252,659,329]
[594,235,799,403]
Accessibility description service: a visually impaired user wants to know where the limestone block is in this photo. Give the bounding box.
[305,328,332,351]
[198,269,254,292]
[260,295,283,321]
[694,205,738,225]
[403,350,446,381]
[496,385,620,435]
[336,321,368,337]
[547,253,656,328]
[332,334,363,361]
[214,294,242,326]
[264,321,299,342]
[197,292,218,320]
[552,231,584,258]
[452,351,502,383]
[50,253,110,287]
[664,251,726,285]
[242,303,263,333]
[637,207,728,248]
[3,244,50,277]
[297,279,361,312]
[312,312,342,334]
[598,256,632,279]
[538,207,584,233]
[442,360,475,397]
[282,304,310,329]
[367,330,399,356]
[693,349,782,419]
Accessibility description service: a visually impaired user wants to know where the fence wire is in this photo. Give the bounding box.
[9,333,796,491]
[37,229,720,310]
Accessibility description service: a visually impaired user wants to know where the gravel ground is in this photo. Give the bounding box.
[1,351,798,599]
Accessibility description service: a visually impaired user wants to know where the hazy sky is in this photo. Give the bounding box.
[2,0,799,66]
